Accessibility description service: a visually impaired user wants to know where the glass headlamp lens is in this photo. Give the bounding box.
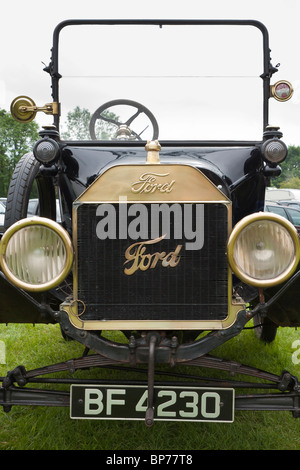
[262,139,287,164]
[34,138,60,163]
[227,213,300,287]
[0,217,73,291]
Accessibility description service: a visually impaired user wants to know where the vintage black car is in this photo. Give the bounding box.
[0,19,299,425]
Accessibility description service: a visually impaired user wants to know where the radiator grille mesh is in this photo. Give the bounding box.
[76,203,228,322]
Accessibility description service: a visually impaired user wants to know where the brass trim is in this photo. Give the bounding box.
[63,163,245,331]
[77,164,230,203]
[123,235,182,276]
[61,303,245,331]
[0,217,74,292]
[145,140,161,164]
[227,212,300,288]
[69,299,86,318]
[10,95,59,123]
[11,96,37,123]
[19,102,59,115]
[270,80,294,102]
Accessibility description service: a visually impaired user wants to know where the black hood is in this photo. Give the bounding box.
[62,143,265,224]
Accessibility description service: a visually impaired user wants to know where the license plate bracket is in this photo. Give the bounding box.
[70,384,235,422]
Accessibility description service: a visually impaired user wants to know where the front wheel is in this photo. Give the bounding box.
[253,312,278,343]
[4,152,56,230]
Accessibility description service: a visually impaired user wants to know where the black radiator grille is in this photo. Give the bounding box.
[76,202,228,322]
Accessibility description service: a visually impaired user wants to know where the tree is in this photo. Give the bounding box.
[60,106,91,140]
[279,176,300,189]
[61,106,120,140]
[271,146,300,188]
[0,109,39,196]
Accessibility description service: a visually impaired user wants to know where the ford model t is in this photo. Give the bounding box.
[0,19,299,425]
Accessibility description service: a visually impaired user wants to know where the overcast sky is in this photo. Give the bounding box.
[0,0,299,145]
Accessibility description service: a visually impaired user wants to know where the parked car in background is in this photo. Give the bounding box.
[27,198,62,222]
[265,203,300,234]
[27,198,39,216]
[0,198,6,207]
[0,201,5,234]
[265,188,300,201]
[276,200,300,211]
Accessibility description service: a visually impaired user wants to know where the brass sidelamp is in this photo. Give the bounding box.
[10,95,59,123]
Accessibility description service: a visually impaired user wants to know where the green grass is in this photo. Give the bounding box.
[0,322,299,450]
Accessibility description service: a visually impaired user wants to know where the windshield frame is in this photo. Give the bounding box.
[48,19,275,146]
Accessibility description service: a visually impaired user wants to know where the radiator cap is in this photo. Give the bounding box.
[146,140,161,164]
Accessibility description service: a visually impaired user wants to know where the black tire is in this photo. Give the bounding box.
[253,312,278,343]
[4,152,56,230]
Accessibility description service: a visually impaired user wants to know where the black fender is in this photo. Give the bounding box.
[0,271,55,325]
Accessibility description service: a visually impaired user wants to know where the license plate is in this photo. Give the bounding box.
[70,384,235,422]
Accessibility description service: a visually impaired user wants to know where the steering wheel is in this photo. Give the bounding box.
[89,99,159,141]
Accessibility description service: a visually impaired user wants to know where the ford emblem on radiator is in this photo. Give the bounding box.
[123,235,182,275]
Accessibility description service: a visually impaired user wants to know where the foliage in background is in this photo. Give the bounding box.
[279,176,300,189]
[0,105,120,198]
[1,104,299,196]
[271,146,300,188]
[61,106,119,140]
[0,109,39,197]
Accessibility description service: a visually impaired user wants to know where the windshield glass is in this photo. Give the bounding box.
[57,23,264,142]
